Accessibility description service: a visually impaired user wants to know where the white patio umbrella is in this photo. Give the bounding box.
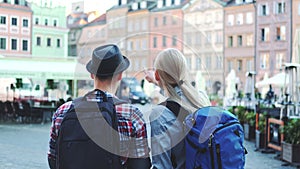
[255,72,289,88]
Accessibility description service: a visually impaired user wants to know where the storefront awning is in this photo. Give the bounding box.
[0,57,90,80]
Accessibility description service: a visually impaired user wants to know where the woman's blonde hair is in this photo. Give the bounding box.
[154,48,211,113]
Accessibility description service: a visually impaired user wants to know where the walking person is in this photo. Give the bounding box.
[48,44,151,169]
[144,48,211,169]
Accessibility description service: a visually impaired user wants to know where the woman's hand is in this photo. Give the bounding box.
[144,69,158,85]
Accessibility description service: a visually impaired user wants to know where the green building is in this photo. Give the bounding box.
[31,0,68,57]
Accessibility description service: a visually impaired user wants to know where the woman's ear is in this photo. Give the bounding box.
[155,71,160,81]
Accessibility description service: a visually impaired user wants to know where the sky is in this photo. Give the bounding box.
[28,0,118,15]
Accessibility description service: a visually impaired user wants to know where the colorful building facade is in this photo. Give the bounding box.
[0,0,32,57]
[31,0,68,58]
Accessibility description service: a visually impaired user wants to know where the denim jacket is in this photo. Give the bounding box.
[150,87,187,169]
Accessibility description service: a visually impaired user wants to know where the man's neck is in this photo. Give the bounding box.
[94,83,116,95]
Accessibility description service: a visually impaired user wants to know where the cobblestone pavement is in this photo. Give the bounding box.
[0,121,298,169]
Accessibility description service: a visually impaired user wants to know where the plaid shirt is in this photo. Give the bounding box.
[48,90,149,164]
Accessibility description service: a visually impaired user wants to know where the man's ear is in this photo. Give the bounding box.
[117,72,123,81]
[91,73,95,79]
[155,71,160,81]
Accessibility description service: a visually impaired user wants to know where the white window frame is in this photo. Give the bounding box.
[260,53,269,69]
[44,17,49,26]
[10,37,18,51]
[276,52,284,69]
[0,15,7,25]
[53,18,58,27]
[56,38,61,48]
[236,13,243,25]
[46,37,51,47]
[36,35,41,46]
[34,17,40,25]
[246,12,253,24]
[11,16,18,26]
[228,14,234,26]
[0,36,7,50]
[21,38,30,52]
[22,17,30,28]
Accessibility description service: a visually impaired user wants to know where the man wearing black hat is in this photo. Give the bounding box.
[48,44,151,169]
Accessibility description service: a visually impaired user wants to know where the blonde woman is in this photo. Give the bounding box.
[145,48,211,169]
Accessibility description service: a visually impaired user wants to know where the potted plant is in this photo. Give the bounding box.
[244,109,256,140]
[281,119,300,163]
[256,112,267,149]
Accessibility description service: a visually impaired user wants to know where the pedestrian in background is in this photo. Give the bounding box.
[145,48,211,169]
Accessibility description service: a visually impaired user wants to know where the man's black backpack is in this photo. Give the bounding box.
[56,90,124,169]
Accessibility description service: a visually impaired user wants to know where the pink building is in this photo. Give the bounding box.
[256,0,292,81]
[224,0,255,89]
[149,0,187,66]
[0,0,32,57]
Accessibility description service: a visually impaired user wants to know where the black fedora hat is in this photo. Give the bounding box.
[86,44,130,76]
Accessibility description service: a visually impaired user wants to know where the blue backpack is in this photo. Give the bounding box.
[163,101,246,169]
[185,106,247,169]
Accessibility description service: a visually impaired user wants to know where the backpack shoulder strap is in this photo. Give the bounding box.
[159,100,182,117]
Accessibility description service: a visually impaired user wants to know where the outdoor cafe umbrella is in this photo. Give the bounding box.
[255,72,289,88]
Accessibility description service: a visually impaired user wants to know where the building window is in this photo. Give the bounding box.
[53,20,57,27]
[22,19,28,27]
[195,33,202,46]
[216,31,223,44]
[0,38,6,49]
[298,3,300,15]
[228,36,233,47]
[163,16,167,25]
[236,13,243,25]
[276,2,285,14]
[237,35,243,46]
[205,56,212,70]
[237,60,243,72]
[216,55,223,69]
[172,35,177,46]
[246,60,253,71]
[228,61,233,72]
[11,39,17,50]
[142,39,147,50]
[22,40,28,51]
[162,36,167,47]
[57,39,61,48]
[196,57,202,70]
[35,18,39,25]
[260,4,269,16]
[0,16,6,25]
[135,40,140,50]
[276,26,286,41]
[246,12,253,24]
[47,38,51,47]
[36,37,41,46]
[260,53,269,69]
[12,18,17,26]
[45,19,48,26]
[14,0,19,5]
[153,37,157,48]
[154,17,158,27]
[205,32,211,44]
[261,27,270,41]
[228,14,234,26]
[246,34,253,46]
[276,52,285,69]
[134,20,140,31]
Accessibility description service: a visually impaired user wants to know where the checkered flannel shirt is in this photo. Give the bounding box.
[48,90,150,164]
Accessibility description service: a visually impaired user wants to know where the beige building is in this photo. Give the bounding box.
[183,0,225,95]
[224,0,255,91]
[126,1,156,79]
[77,14,107,65]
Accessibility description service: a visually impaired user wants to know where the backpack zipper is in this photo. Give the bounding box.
[209,121,240,169]
[216,144,222,169]
[209,135,215,169]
